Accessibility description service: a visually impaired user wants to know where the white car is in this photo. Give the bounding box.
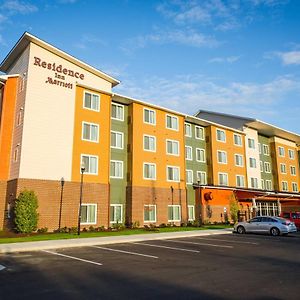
[234,216,297,236]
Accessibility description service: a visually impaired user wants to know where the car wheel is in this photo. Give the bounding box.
[237,226,245,234]
[270,227,280,236]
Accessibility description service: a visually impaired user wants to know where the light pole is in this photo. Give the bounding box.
[77,165,85,235]
[58,177,65,230]
[197,178,202,226]
[170,186,174,221]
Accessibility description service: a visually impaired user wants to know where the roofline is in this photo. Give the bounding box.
[113,93,245,134]
[194,109,256,122]
[0,32,120,87]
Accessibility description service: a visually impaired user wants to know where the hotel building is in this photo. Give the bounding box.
[0,32,300,231]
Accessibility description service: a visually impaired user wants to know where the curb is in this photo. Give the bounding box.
[0,229,233,254]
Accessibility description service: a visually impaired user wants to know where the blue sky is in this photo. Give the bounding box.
[1,0,300,133]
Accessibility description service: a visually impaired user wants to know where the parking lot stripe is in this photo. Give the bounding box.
[165,240,233,248]
[132,242,200,253]
[42,250,103,266]
[195,237,259,245]
[91,246,158,259]
[0,264,6,271]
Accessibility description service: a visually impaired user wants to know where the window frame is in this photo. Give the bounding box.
[185,146,193,161]
[167,165,180,182]
[195,125,204,140]
[184,123,192,137]
[110,204,123,224]
[264,162,271,173]
[280,163,287,174]
[82,121,99,143]
[236,175,245,187]
[250,177,258,189]
[80,203,97,225]
[110,160,124,179]
[111,102,124,121]
[144,204,157,223]
[249,157,257,168]
[111,130,124,149]
[292,182,298,192]
[196,148,206,163]
[288,149,295,160]
[143,108,156,125]
[218,172,228,186]
[166,114,179,131]
[290,165,296,176]
[217,150,227,164]
[278,146,285,157]
[143,162,156,180]
[281,181,288,191]
[188,205,195,221]
[166,139,180,156]
[186,169,193,185]
[263,144,270,156]
[83,91,100,112]
[248,138,255,149]
[234,154,244,167]
[196,171,207,185]
[168,205,181,222]
[233,134,242,146]
[216,128,226,142]
[266,180,272,191]
[143,134,156,152]
[81,154,98,175]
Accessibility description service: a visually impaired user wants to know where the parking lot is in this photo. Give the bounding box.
[1,232,300,300]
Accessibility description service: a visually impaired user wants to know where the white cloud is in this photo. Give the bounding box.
[2,0,38,14]
[73,34,107,50]
[278,51,300,65]
[0,34,7,46]
[0,14,7,24]
[208,55,241,63]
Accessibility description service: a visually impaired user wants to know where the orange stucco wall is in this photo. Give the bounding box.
[0,77,18,180]
[71,86,111,183]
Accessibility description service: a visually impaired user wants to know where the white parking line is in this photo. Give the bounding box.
[165,239,233,249]
[195,237,258,245]
[132,242,200,253]
[0,264,6,271]
[91,246,158,259]
[42,250,103,266]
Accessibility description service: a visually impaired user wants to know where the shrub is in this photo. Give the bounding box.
[37,227,48,233]
[14,190,39,233]
[229,195,239,223]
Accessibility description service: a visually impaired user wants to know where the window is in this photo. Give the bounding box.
[144,205,157,222]
[82,122,99,142]
[235,154,243,167]
[186,170,193,185]
[185,146,193,160]
[266,180,272,191]
[260,161,263,172]
[166,140,179,156]
[216,129,226,142]
[278,146,285,157]
[250,177,258,189]
[234,134,242,146]
[196,148,206,162]
[236,175,245,187]
[17,109,23,126]
[81,154,98,175]
[144,135,156,152]
[280,163,287,174]
[218,173,228,186]
[288,149,295,159]
[111,103,124,121]
[144,108,156,125]
[166,114,179,130]
[13,146,19,162]
[292,182,298,192]
[83,91,100,111]
[167,166,180,182]
[290,166,296,176]
[81,204,97,224]
[111,131,123,149]
[188,205,195,221]
[261,179,265,190]
[110,204,122,223]
[217,151,227,164]
[249,157,257,168]
[248,138,255,149]
[143,163,156,180]
[281,181,288,191]
[258,143,261,154]
[110,160,123,178]
[264,162,271,173]
[196,171,207,185]
[263,145,269,156]
[195,126,204,140]
[185,123,192,137]
[168,205,181,222]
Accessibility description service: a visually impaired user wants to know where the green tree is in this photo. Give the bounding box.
[229,195,239,223]
[14,190,39,233]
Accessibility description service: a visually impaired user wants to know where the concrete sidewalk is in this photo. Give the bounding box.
[0,228,233,254]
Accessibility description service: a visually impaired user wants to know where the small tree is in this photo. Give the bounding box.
[229,194,239,223]
[14,190,39,233]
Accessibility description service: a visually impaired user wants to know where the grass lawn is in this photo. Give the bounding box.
[0,224,232,244]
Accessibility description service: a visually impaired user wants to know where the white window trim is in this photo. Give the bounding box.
[195,125,204,140]
[281,181,288,191]
[196,148,206,163]
[234,154,244,167]
[292,182,298,192]
[196,171,207,185]
[261,179,265,190]
[249,157,257,168]
[185,146,193,161]
[217,150,227,164]
[143,162,156,180]
[188,205,195,221]
[144,204,157,223]
[111,102,124,121]
[111,130,124,149]
[288,149,295,160]
[110,204,123,224]
[83,91,100,112]
[81,154,98,175]
[248,138,255,149]
[166,114,179,131]
[234,134,242,147]
[278,146,285,157]
[218,172,228,186]
[166,139,180,156]
[167,165,180,182]
[81,121,99,143]
[143,108,156,125]
[216,128,226,143]
[266,180,272,190]
[186,169,193,185]
[250,177,258,189]
[264,162,271,173]
[236,175,245,187]
[185,123,192,137]
[280,163,287,174]
[258,143,262,154]
[168,205,181,222]
[290,165,296,176]
[143,134,156,152]
[110,160,124,179]
[263,144,270,156]
[80,203,97,225]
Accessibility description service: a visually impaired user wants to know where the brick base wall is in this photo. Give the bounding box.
[0,180,8,230]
